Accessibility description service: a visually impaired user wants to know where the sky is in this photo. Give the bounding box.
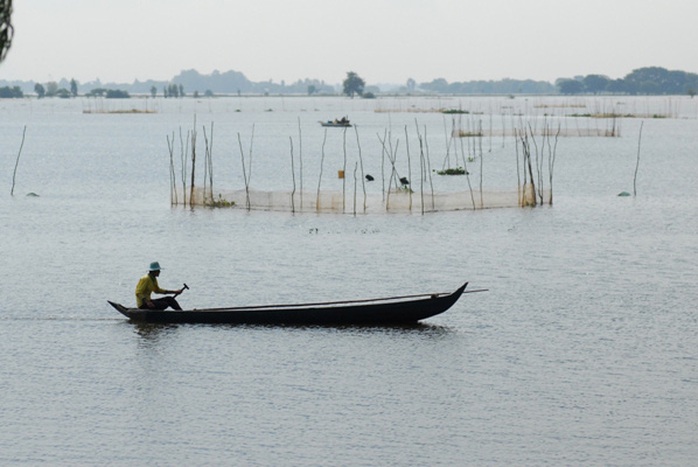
[2,0,698,86]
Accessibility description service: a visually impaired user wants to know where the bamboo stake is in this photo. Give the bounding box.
[342,127,347,213]
[179,127,189,206]
[237,133,250,210]
[352,162,358,216]
[525,131,536,207]
[514,128,522,206]
[379,129,387,202]
[353,125,367,213]
[167,132,177,205]
[289,136,296,213]
[206,122,214,204]
[633,121,644,196]
[202,123,213,205]
[478,120,484,208]
[237,126,254,211]
[548,124,560,205]
[10,125,27,197]
[404,125,413,212]
[527,122,543,205]
[203,129,208,203]
[189,118,197,208]
[412,121,424,214]
[441,115,453,170]
[298,117,303,211]
[423,124,435,210]
[316,129,328,212]
[458,125,476,209]
[379,133,401,211]
[247,124,255,207]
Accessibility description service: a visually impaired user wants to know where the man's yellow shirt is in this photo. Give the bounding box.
[135,274,165,307]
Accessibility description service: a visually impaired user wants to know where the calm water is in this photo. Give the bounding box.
[1,96,697,465]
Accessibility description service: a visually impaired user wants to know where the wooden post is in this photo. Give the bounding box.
[289,136,296,213]
[189,120,197,208]
[354,125,367,213]
[633,121,644,196]
[167,132,177,205]
[10,125,27,197]
[298,118,303,211]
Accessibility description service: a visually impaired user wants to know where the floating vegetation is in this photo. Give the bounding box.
[82,109,157,114]
[569,112,667,119]
[436,167,467,175]
[374,107,483,114]
[207,195,235,208]
[534,104,587,109]
[455,126,619,138]
[457,130,484,137]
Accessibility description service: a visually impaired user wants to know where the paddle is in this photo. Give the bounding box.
[174,283,189,297]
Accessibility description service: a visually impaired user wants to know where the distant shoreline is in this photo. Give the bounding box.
[2,66,697,98]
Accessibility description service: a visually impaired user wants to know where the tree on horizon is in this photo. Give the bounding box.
[343,71,365,98]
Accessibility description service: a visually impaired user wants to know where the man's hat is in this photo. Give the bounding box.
[149,261,162,272]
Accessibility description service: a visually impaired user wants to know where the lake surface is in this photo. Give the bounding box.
[1,95,696,465]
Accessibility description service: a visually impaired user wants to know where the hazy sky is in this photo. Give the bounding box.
[2,0,697,85]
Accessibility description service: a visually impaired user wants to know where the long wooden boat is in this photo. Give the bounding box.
[108,282,475,325]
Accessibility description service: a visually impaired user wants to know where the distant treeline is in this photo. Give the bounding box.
[418,78,555,94]
[0,69,337,98]
[556,67,698,96]
[1,66,697,97]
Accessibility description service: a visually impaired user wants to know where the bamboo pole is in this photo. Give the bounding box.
[414,121,426,214]
[237,126,254,211]
[458,125,476,209]
[379,129,387,202]
[633,121,644,196]
[202,124,213,205]
[378,132,401,211]
[352,162,358,216]
[514,128,522,206]
[289,136,296,213]
[247,124,255,208]
[167,132,177,205]
[342,127,347,213]
[422,124,435,210]
[10,125,27,197]
[179,127,189,206]
[316,129,328,212]
[353,125,367,213]
[527,122,543,205]
[189,119,197,208]
[478,120,484,208]
[524,130,536,207]
[298,117,303,211]
[237,133,249,210]
[548,124,560,205]
[404,125,413,211]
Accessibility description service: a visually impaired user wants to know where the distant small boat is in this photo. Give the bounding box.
[108,282,482,325]
[320,117,351,127]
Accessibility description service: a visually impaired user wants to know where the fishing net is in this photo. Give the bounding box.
[176,187,531,213]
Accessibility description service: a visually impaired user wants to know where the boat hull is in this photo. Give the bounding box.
[108,282,468,325]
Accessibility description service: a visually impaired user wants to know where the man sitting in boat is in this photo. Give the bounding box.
[135,262,184,310]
